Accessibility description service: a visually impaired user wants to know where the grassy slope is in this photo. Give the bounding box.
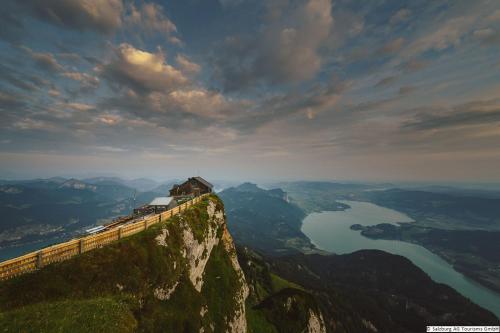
[239,247,319,333]
[0,195,244,333]
[0,298,137,333]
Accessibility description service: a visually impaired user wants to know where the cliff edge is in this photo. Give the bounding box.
[0,195,248,333]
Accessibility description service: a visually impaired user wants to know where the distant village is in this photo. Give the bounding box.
[86,176,213,235]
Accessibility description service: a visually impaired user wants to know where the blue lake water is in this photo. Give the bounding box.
[0,235,73,261]
[301,200,500,318]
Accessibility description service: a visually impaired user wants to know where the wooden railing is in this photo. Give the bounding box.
[0,194,209,281]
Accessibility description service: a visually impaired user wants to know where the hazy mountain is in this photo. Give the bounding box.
[1,195,496,332]
[278,181,500,230]
[219,183,317,255]
[221,181,500,301]
[83,177,160,192]
[150,180,179,195]
[363,188,500,230]
[0,178,155,259]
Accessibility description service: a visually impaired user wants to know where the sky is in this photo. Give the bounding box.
[0,0,499,182]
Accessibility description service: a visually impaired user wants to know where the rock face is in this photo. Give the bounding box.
[181,200,223,292]
[155,197,249,332]
[221,226,249,333]
[0,195,249,333]
[307,309,326,333]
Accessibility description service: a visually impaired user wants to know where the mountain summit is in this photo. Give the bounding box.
[0,195,248,332]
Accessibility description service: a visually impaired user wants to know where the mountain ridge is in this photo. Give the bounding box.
[0,194,249,332]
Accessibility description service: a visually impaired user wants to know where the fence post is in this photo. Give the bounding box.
[118,227,123,240]
[79,239,85,254]
[36,251,43,269]
[171,210,173,217]
[144,219,149,230]
[159,214,162,222]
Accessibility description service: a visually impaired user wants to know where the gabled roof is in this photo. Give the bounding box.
[191,176,213,189]
[149,196,174,206]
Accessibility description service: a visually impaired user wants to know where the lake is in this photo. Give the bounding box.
[301,200,500,318]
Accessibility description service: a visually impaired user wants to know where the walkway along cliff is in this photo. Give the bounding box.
[0,194,249,332]
[0,194,209,280]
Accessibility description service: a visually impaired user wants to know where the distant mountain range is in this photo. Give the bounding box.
[221,181,500,303]
[0,192,496,333]
[0,176,238,260]
[0,177,177,193]
[277,181,500,230]
[0,177,180,259]
[219,183,316,255]
[2,178,500,299]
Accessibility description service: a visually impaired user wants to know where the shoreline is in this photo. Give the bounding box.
[352,223,500,295]
[300,205,500,319]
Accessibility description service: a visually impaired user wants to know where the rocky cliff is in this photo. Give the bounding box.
[0,195,248,332]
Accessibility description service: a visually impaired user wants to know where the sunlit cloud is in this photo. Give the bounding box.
[0,0,499,181]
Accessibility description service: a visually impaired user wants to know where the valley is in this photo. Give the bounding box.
[222,182,500,318]
[0,177,175,261]
[1,178,499,328]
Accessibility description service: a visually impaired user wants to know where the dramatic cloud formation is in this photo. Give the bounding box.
[125,2,181,44]
[22,0,124,34]
[101,43,188,94]
[22,47,64,72]
[212,0,333,91]
[0,0,499,181]
[404,99,500,131]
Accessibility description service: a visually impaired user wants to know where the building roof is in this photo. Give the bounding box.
[149,196,174,206]
[191,176,213,189]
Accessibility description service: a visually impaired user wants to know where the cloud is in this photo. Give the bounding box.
[176,55,201,74]
[99,94,206,132]
[487,10,500,22]
[164,89,232,118]
[0,91,25,110]
[0,8,25,42]
[125,3,181,44]
[398,85,417,95]
[403,99,500,130]
[378,38,405,54]
[0,64,41,92]
[473,28,500,45]
[13,118,53,131]
[101,43,188,94]
[99,84,250,133]
[22,0,123,34]
[94,145,127,152]
[219,0,245,8]
[22,47,63,72]
[403,16,476,57]
[58,53,82,63]
[390,8,411,25]
[95,114,123,125]
[2,0,500,181]
[226,77,348,132]
[211,0,333,91]
[375,76,397,87]
[62,71,100,88]
[398,59,428,73]
[59,102,95,112]
[99,68,347,136]
[48,89,60,97]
